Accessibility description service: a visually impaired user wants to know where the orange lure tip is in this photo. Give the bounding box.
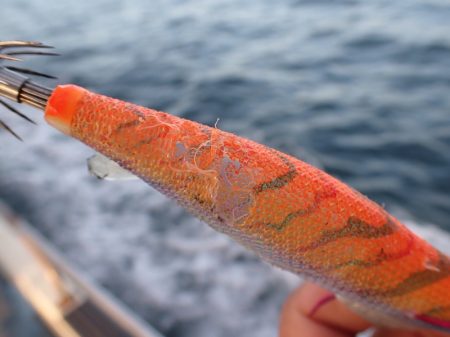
[45,85,86,135]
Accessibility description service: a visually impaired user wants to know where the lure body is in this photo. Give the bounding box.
[45,85,450,332]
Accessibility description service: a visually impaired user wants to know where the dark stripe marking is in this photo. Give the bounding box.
[424,305,450,316]
[134,136,158,148]
[255,153,297,193]
[289,216,397,253]
[115,119,141,133]
[380,252,450,298]
[265,188,337,232]
[326,232,414,272]
[267,209,310,231]
[270,216,397,252]
[318,216,396,243]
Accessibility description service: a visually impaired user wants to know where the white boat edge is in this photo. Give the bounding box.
[0,202,164,337]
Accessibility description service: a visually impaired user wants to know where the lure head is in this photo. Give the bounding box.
[45,85,86,135]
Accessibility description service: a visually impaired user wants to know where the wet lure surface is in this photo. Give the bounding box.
[42,84,450,332]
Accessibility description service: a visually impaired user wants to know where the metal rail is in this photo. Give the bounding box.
[0,203,164,337]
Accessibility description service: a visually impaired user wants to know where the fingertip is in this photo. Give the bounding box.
[280,291,350,337]
[284,283,371,334]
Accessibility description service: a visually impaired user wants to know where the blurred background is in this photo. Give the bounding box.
[1,0,450,336]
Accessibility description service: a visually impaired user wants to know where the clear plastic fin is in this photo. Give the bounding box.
[87,154,138,181]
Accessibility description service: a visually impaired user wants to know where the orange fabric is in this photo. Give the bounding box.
[45,84,450,332]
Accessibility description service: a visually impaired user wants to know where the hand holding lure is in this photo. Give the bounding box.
[1,41,450,334]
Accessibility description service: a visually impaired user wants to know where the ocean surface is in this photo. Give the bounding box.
[1,0,450,336]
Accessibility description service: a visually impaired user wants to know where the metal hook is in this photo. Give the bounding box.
[0,41,57,139]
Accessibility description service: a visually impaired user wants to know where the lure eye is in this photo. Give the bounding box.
[0,40,57,140]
